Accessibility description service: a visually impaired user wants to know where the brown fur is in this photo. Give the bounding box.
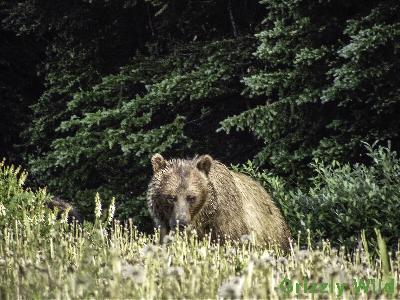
[147,154,292,250]
[47,197,83,223]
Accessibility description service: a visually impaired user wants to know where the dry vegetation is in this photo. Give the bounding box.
[1,220,399,299]
[0,162,399,299]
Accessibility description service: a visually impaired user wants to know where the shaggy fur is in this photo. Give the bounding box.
[147,154,291,250]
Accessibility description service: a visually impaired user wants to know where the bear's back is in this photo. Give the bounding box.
[230,171,291,249]
[200,161,291,249]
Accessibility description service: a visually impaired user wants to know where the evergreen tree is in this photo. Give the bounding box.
[221,0,400,183]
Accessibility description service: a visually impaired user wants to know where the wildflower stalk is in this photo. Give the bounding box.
[375,228,391,279]
[107,197,116,225]
[95,192,102,220]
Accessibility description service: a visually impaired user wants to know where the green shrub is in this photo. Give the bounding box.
[0,160,49,224]
[235,144,400,249]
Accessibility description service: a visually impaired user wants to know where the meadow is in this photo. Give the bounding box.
[0,160,399,299]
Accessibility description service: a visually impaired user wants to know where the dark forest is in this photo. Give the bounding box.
[1,0,399,245]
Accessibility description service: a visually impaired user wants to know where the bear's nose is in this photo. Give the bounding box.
[171,219,188,230]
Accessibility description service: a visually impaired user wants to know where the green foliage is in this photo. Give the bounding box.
[221,0,400,183]
[1,0,265,228]
[26,38,259,228]
[237,144,400,249]
[0,160,54,228]
[1,0,399,232]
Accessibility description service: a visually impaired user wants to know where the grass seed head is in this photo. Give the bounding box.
[218,276,244,300]
[121,261,146,283]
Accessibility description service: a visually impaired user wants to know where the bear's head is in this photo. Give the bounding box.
[147,153,213,231]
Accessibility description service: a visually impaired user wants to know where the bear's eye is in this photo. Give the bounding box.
[186,195,196,204]
[166,195,177,204]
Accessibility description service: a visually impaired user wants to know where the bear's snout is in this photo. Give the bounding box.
[170,218,189,230]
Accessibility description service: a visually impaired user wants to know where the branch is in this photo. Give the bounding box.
[227,0,239,38]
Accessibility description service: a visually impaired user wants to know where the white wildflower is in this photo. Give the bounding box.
[107,197,116,225]
[218,276,244,299]
[0,203,6,217]
[166,266,184,278]
[121,261,146,283]
[240,234,254,244]
[162,234,174,245]
[95,192,102,219]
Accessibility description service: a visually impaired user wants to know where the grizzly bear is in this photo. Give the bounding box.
[147,154,291,250]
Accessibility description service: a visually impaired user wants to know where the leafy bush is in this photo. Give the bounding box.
[237,144,400,249]
[0,160,48,224]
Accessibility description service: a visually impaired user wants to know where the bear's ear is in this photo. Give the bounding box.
[151,153,167,173]
[196,155,213,175]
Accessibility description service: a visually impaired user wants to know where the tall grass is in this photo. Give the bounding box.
[0,218,399,299]
[0,160,399,299]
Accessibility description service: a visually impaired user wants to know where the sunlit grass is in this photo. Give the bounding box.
[0,160,399,299]
[0,215,399,299]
